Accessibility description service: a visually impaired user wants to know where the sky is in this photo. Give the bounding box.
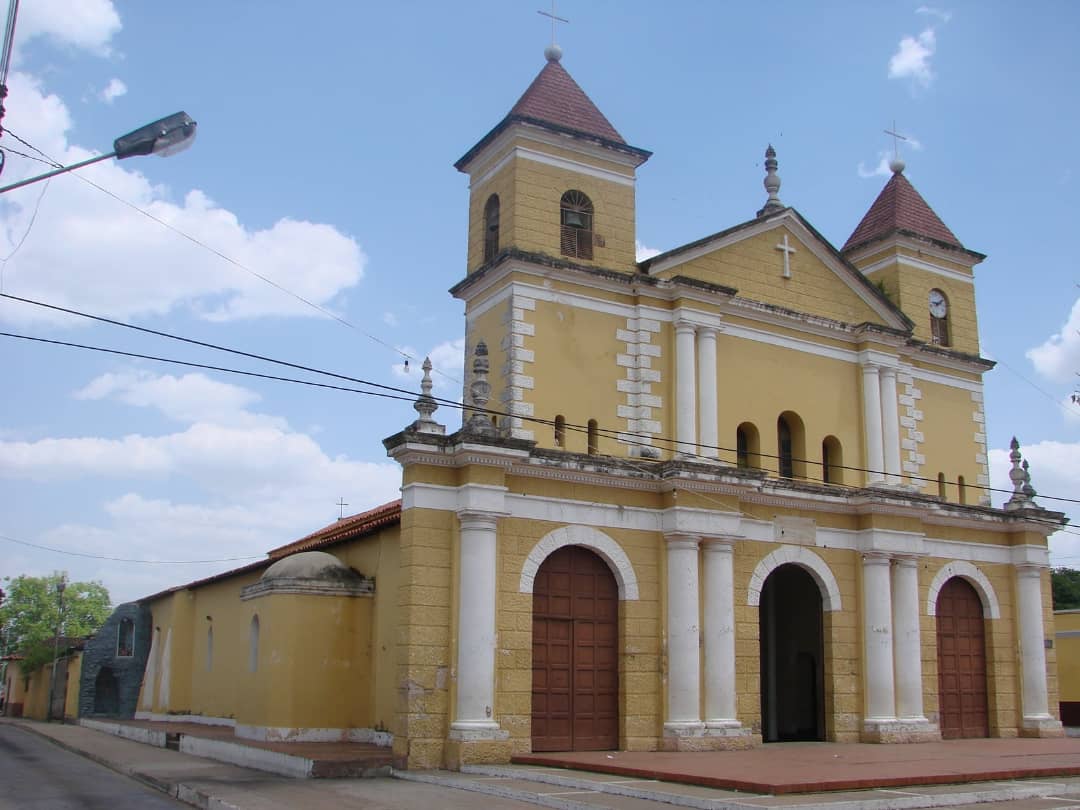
[1,1,1078,606]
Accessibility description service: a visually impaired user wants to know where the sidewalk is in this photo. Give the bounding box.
[8,717,1080,810]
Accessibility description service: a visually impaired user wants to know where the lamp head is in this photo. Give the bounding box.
[113,111,197,160]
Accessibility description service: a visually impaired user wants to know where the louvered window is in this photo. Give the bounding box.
[560,190,593,260]
[483,194,500,263]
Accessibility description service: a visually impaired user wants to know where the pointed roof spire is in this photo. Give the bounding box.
[756,144,784,217]
[843,167,963,253]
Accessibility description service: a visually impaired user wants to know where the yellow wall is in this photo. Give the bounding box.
[1055,610,1080,705]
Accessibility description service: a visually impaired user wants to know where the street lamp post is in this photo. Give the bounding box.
[0,111,197,194]
[45,575,66,722]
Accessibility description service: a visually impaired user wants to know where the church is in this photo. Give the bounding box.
[108,47,1066,771]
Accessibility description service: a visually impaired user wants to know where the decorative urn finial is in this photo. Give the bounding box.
[410,356,445,435]
[757,144,784,217]
[1005,437,1044,512]
[464,340,498,436]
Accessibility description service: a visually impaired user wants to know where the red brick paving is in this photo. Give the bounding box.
[513,738,1080,795]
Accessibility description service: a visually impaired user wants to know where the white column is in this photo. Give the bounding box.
[703,539,738,726]
[861,364,885,485]
[891,558,925,720]
[452,511,500,732]
[675,321,697,457]
[880,367,901,484]
[1016,565,1052,722]
[697,327,719,460]
[665,535,703,731]
[862,553,896,721]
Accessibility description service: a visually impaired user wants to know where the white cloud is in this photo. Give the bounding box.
[383,311,398,327]
[0,72,366,326]
[636,240,661,262]
[889,28,937,88]
[391,337,464,397]
[98,77,127,104]
[916,6,953,23]
[74,370,284,428]
[989,439,1080,567]
[858,154,892,179]
[15,0,121,58]
[1027,296,1080,385]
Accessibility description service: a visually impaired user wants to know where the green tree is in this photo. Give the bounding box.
[0,573,111,673]
[1052,567,1080,611]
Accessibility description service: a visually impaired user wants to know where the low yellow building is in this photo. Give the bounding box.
[125,48,1066,770]
[1055,610,1080,727]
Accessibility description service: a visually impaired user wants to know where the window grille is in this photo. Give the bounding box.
[560,190,594,260]
[483,194,499,263]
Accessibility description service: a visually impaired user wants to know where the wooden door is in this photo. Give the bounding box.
[936,577,989,738]
[532,545,618,751]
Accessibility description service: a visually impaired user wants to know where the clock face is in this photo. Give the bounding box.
[929,289,948,319]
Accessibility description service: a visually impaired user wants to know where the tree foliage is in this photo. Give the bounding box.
[1052,567,1080,611]
[0,573,111,673]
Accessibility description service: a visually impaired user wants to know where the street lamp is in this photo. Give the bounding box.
[0,111,196,194]
[45,574,66,722]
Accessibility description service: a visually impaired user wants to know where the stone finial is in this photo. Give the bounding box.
[410,357,445,436]
[464,340,498,436]
[757,144,784,217]
[1005,437,1044,512]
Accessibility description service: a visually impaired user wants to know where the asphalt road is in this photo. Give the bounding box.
[0,724,187,809]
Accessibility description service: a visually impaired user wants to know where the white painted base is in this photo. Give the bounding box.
[80,718,167,747]
[862,717,941,743]
[133,711,235,727]
[448,724,509,742]
[235,724,393,747]
[662,721,706,737]
[1022,715,1064,737]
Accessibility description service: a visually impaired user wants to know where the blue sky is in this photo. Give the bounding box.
[1,1,1078,605]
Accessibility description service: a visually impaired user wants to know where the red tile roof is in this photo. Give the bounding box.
[267,500,401,560]
[843,171,961,252]
[508,59,625,144]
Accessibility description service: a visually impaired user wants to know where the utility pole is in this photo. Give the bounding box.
[45,575,66,722]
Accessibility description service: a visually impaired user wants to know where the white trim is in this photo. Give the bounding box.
[462,121,644,179]
[908,366,983,393]
[859,254,975,286]
[236,724,393,746]
[519,524,640,600]
[132,712,235,727]
[724,322,858,364]
[746,545,842,611]
[926,560,1001,619]
[471,144,636,190]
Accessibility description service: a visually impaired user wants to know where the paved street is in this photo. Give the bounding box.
[0,724,186,809]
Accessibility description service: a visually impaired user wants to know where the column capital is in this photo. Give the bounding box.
[861,362,882,375]
[1015,563,1048,578]
[702,537,736,554]
[862,551,893,567]
[674,319,698,335]
[891,555,920,570]
[696,325,718,339]
[664,533,701,551]
[456,510,502,530]
[880,365,897,379]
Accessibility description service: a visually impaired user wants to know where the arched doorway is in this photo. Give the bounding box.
[760,564,824,741]
[94,666,120,715]
[936,577,989,738]
[532,544,618,751]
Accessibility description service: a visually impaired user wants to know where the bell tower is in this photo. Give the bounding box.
[454,48,651,274]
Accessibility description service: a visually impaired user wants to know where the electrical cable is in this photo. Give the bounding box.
[0,532,263,564]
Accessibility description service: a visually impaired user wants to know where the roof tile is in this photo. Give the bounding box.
[508,59,625,144]
[843,171,961,252]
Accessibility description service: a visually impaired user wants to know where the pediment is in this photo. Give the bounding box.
[642,210,910,330]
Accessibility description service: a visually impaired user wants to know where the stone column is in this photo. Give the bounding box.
[862,553,896,724]
[675,321,698,457]
[861,364,885,485]
[880,367,901,484]
[1016,565,1057,731]
[697,327,719,460]
[665,535,703,734]
[451,511,500,733]
[891,558,925,720]
[702,539,738,728]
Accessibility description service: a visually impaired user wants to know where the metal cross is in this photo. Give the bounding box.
[537,1,569,48]
[336,498,349,519]
[776,234,796,279]
[884,120,908,161]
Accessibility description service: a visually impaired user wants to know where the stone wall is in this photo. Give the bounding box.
[78,602,152,718]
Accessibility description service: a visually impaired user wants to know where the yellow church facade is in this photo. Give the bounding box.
[128,50,1066,771]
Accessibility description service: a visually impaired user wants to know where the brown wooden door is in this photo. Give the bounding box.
[936,577,989,739]
[532,545,618,751]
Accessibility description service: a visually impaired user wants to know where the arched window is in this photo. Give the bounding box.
[249,615,260,674]
[777,412,806,479]
[736,422,760,469]
[554,415,566,448]
[822,436,843,485]
[116,617,134,657]
[957,475,967,505]
[483,194,500,263]
[929,288,950,346]
[560,190,594,260]
[587,419,599,454]
[206,627,213,673]
[937,472,947,499]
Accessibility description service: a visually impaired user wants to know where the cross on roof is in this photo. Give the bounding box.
[336,498,349,519]
[537,1,569,48]
[884,120,908,161]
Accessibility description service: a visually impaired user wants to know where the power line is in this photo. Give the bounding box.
[0,127,461,386]
[0,532,263,564]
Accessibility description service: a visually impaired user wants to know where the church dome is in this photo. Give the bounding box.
[261,551,356,583]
